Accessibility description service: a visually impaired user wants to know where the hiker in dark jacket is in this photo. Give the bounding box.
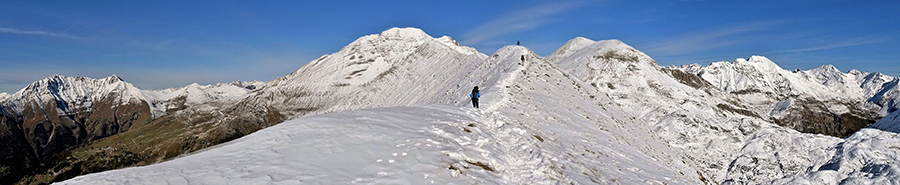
[470,86,480,108]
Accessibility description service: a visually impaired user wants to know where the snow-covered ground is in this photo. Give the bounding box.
[60,105,491,184]
[52,27,900,184]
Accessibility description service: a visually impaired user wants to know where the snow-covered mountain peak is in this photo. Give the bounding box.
[544,37,596,62]
[806,64,845,82]
[436,35,459,46]
[495,45,538,57]
[547,38,656,68]
[377,27,432,41]
[812,64,841,73]
[4,74,148,114]
[0,92,9,102]
[849,69,867,76]
[104,74,123,83]
[731,55,783,73]
[270,27,486,92]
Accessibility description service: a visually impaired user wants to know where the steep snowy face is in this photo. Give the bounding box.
[229,27,491,123]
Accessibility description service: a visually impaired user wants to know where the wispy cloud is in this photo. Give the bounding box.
[0,27,84,39]
[460,2,582,45]
[639,20,786,55]
[766,36,893,53]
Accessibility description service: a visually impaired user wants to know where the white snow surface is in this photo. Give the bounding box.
[54,28,900,184]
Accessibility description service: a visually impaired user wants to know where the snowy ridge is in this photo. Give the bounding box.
[1,75,148,115]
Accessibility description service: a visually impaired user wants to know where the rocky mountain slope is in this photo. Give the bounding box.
[0,75,153,183]
[0,76,261,184]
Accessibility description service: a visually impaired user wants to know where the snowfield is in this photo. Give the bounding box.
[54,27,900,184]
[60,105,491,184]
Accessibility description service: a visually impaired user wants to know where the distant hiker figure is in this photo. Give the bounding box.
[517,41,520,45]
[470,86,480,108]
[520,55,525,65]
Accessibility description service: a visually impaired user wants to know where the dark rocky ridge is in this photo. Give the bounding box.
[0,98,151,184]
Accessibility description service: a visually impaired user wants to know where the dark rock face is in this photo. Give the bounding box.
[773,99,879,138]
[0,98,152,184]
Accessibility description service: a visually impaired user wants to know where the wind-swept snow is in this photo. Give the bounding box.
[60,105,494,184]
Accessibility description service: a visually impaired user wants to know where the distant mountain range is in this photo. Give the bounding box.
[2,27,899,184]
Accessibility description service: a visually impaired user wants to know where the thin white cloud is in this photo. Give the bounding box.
[460,2,582,45]
[771,36,892,53]
[640,20,786,55]
[0,27,84,39]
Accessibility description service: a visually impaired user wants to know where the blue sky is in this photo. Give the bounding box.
[1,0,899,93]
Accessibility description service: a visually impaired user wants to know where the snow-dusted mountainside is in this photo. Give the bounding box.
[244,28,486,115]
[543,37,900,183]
[0,75,264,184]
[215,28,506,138]
[671,56,898,137]
[142,81,264,117]
[2,75,147,114]
[0,75,155,183]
